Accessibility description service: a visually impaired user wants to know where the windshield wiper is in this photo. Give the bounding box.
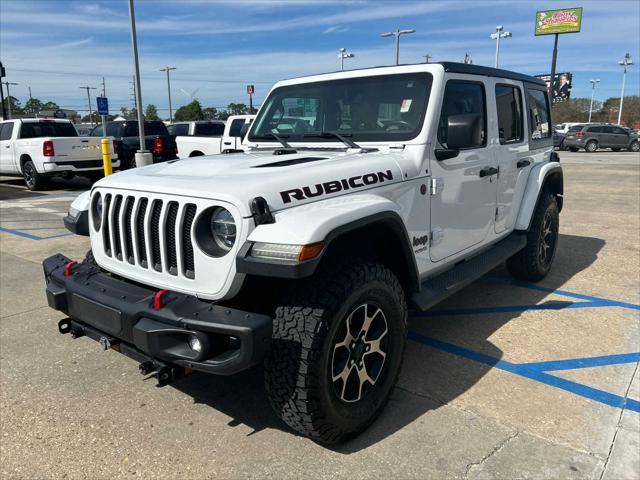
[251,132,292,149]
[303,131,361,149]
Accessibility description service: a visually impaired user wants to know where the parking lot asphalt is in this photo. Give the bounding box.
[1,151,639,479]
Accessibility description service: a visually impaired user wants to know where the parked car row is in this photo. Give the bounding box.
[174,115,255,158]
[554,123,639,152]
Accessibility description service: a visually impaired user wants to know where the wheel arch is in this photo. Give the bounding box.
[19,154,33,173]
[515,162,563,231]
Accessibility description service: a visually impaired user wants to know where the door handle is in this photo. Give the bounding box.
[517,159,531,169]
[223,142,231,145]
[479,167,498,178]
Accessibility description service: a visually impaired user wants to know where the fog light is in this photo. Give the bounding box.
[188,335,202,353]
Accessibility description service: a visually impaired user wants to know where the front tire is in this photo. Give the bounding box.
[22,160,48,191]
[629,141,639,152]
[264,261,407,444]
[507,192,559,281]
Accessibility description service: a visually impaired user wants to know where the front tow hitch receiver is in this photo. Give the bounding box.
[58,318,72,334]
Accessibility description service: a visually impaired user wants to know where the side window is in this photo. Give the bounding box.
[601,126,615,134]
[438,81,486,149]
[612,127,627,135]
[91,125,103,137]
[172,124,189,136]
[587,126,602,133]
[229,119,246,138]
[106,123,121,137]
[527,89,551,139]
[495,85,524,144]
[0,123,14,141]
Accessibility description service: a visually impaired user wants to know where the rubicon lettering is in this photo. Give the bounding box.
[280,170,394,204]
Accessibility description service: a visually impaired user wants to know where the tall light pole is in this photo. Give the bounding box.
[338,48,354,71]
[617,53,633,126]
[160,67,176,123]
[2,82,18,119]
[79,86,97,125]
[380,28,416,65]
[588,79,600,123]
[490,25,512,68]
[423,53,432,64]
[128,0,151,167]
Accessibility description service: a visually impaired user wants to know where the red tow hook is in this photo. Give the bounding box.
[153,289,170,310]
[64,261,78,277]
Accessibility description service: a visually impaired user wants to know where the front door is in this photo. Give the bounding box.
[0,122,15,173]
[610,126,630,148]
[493,82,531,233]
[430,79,497,262]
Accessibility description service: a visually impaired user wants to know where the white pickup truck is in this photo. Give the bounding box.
[0,118,119,190]
[175,115,255,158]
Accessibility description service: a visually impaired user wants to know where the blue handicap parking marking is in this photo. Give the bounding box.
[0,195,76,240]
[409,280,640,413]
[0,225,71,240]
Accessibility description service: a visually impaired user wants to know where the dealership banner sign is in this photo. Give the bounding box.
[535,8,583,35]
[535,72,573,102]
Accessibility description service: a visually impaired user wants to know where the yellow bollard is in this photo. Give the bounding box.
[101,138,113,176]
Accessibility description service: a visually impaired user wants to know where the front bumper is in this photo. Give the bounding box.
[43,254,272,378]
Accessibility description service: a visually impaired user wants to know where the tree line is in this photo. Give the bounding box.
[1,96,256,123]
[551,95,640,126]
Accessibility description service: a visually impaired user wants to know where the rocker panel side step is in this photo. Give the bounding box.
[410,233,527,311]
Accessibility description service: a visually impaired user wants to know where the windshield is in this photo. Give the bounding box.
[250,72,432,143]
[20,121,78,138]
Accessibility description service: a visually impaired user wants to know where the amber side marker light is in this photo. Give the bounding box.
[298,242,325,262]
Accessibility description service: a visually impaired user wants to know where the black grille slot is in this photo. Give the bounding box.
[102,194,112,256]
[123,197,135,264]
[136,198,148,268]
[182,204,197,278]
[111,195,123,260]
[166,202,179,275]
[150,200,163,271]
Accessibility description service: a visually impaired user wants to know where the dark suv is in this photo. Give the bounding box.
[91,121,178,169]
[563,124,640,152]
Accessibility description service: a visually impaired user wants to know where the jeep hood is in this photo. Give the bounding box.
[94,150,405,217]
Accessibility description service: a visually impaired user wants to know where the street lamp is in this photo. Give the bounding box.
[617,53,633,125]
[338,48,354,71]
[1,81,18,119]
[490,25,512,68]
[160,66,176,123]
[79,86,97,125]
[128,0,152,167]
[380,29,416,65]
[588,79,600,123]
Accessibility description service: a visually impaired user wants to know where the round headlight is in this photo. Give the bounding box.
[210,208,236,251]
[92,193,103,231]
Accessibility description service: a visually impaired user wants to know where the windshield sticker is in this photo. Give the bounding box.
[400,99,413,112]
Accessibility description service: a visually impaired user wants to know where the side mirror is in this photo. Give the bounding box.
[446,113,481,149]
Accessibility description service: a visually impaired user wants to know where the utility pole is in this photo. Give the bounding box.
[79,86,97,125]
[128,0,151,167]
[588,79,600,123]
[338,48,354,71]
[617,52,633,126]
[490,25,512,68]
[160,66,176,123]
[101,76,106,97]
[0,62,6,120]
[423,53,432,64]
[380,29,416,65]
[2,81,18,119]
[463,53,473,64]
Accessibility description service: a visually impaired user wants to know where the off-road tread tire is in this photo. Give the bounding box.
[264,260,407,444]
[507,191,559,281]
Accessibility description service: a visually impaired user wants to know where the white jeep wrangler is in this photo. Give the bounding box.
[44,62,562,444]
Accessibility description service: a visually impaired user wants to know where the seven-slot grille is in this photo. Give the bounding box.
[100,193,197,279]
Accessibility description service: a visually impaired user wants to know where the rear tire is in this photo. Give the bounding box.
[585,140,598,152]
[22,160,48,191]
[507,192,559,281]
[264,261,407,444]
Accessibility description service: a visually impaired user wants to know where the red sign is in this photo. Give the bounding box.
[246,85,255,95]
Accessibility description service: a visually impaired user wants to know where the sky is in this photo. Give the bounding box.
[1,0,639,117]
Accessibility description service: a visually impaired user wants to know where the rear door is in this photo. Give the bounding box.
[429,78,497,262]
[493,82,530,234]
